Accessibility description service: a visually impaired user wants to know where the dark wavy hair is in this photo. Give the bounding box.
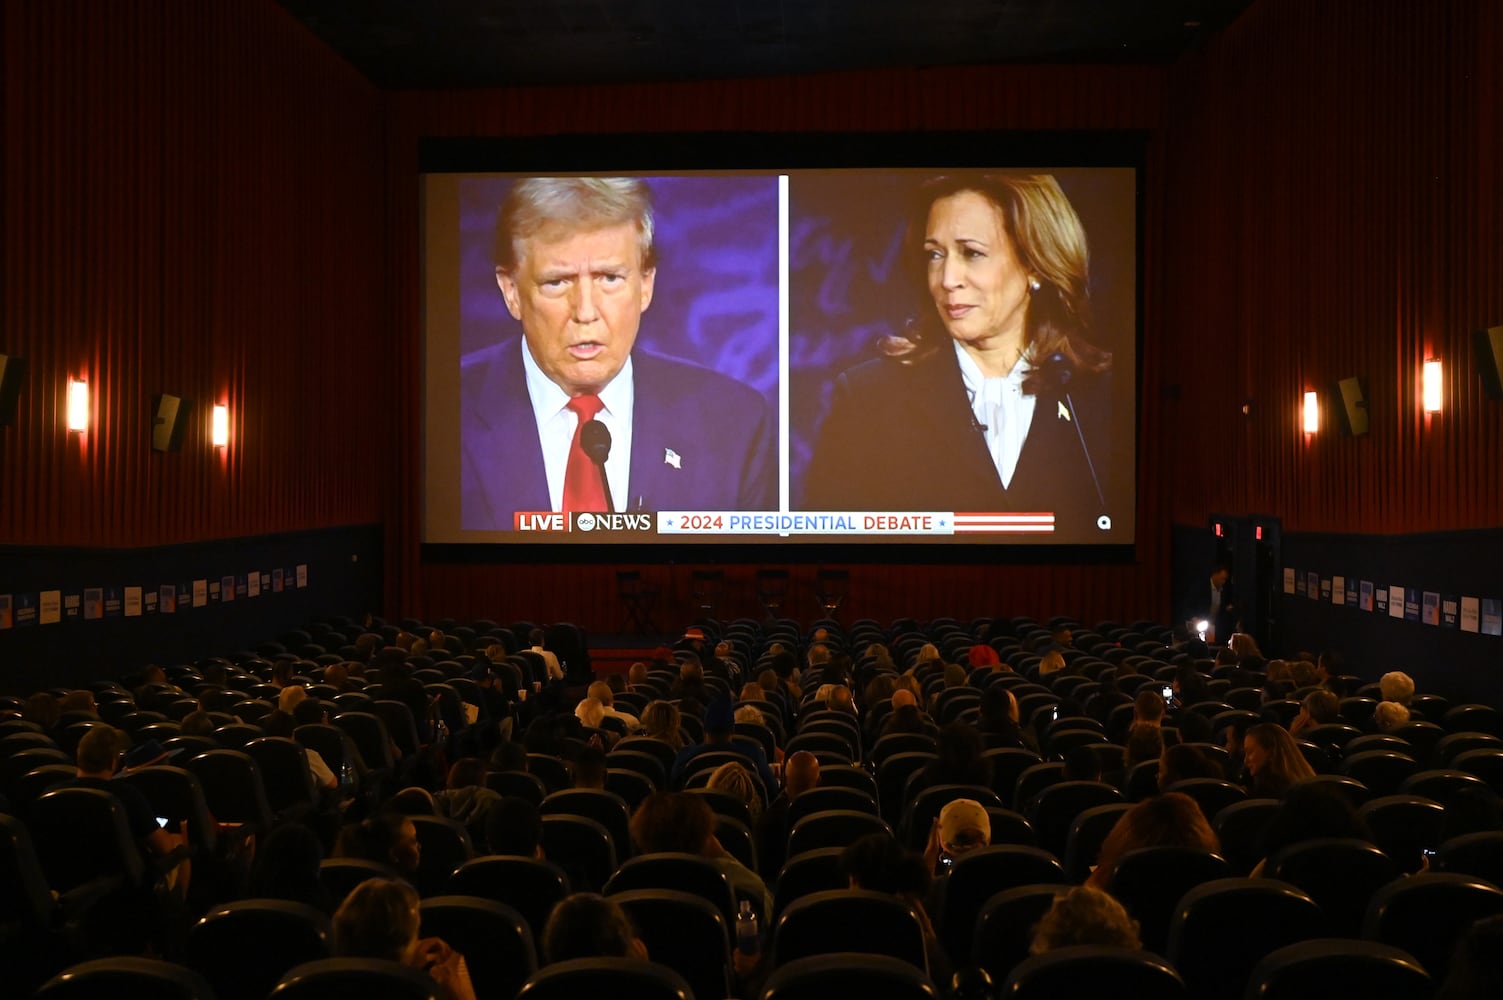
[879,172,1111,394]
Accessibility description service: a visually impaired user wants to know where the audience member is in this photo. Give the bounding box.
[976,687,1035,751]
[1242,723,1316,799]
[578,680,639,729]
[1124,723,1165,769]
[1031,886,1142,953]
[1158,743,1223,788]
[639,700,687,749]
[1250,780,1370,876]
[840,833,950,982]
[434,758,503,841]
[630,792,771,923]
[180,710,216,737]
[925,797,991,873]
[484,796,545,859]
[1289,689,1340,738]
[332,878,476,1000]
[912,723,992,795]
[669,697,777,794]
[1373,700,1411,732]
[571,744,608,790]
[542,893,649,963]
[246,822,331,912]
[1379,671,1416,706]
[708,760,763,826]
[1088,793,1219,889]
[62,726,187,871]
[335,812,422,874]
[761,751,819,876]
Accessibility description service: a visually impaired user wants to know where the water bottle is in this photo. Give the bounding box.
[340,758,354,790]
[735,900,759,956]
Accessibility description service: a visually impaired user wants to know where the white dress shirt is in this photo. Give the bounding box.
[522,338,634,511]
[955,341,1036,490]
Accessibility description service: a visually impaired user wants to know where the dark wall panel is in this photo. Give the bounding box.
[0,524,383,694]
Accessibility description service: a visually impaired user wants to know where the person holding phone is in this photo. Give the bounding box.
[924,798,993,876]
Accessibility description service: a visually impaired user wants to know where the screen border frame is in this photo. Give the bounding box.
[419,129,1146,566]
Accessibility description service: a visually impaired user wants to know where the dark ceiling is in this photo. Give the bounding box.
[274,0,1255,90]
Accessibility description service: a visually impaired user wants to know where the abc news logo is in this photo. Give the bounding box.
[514,512,654,532]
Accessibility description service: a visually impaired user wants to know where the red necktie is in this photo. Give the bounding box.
[562,394,607,513]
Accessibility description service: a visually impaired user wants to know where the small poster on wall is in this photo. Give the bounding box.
[1359,581,1374,611]
[221,576,235,602]
[1388,586,1405,619]
[1483,599,1503,637]
[143,589,158,614]
[272,568,285,593]
[39,591,61,625]
[1375,586,1389,614]
[1404,588,1422,623]
[1320,578,1332,602]
[1307,572,1320,599]
[1461,597,1481,633]
[1421,591,1441,626]
[103,587,123,618]
[0,594,12,629]
[124,587,142,617]
[1345,577,1359,608]
[83,588,103,620]
[161,585,176,614]
[1332,577,1346,605]
[15,594,37,627]
[1283,568,1296,594]
[191,580,206,608]
[1296,571,1308,596]
[1441,596,1459,629]
[62,592,81,622]
[295,564,308,588]
[247,572,260,598]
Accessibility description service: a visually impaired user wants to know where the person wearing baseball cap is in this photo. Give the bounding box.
[927,797,992,875]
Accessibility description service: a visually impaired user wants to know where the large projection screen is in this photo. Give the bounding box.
[422,134,1140,555]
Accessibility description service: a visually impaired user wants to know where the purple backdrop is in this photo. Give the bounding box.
[787,169,1137,505]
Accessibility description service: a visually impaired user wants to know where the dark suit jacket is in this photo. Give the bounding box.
[1180,579,1239,640]
[802,345,1115,537]
[460,340,775,528]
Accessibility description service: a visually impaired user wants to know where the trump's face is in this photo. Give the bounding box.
[924,190,1033,349]
[498,221,655,397]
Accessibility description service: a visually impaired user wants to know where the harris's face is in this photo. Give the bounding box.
[924,190,1033,348]
[498,222,655,397]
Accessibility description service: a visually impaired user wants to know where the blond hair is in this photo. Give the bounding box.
[495,177,656,274]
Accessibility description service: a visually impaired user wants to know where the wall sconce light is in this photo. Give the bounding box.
[1422,358,1443,413]
[66,379,89,432]
[211,404,229,447]
[1302,391,1319,434]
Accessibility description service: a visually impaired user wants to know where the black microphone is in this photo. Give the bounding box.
[580,419,615,513]
[1046,352,1105,508]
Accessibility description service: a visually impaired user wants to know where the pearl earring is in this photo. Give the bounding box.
[1028,277,1041,292]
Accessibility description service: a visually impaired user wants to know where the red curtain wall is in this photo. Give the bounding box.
[1,1,389,548]
[387,66,1177,626]
[8,1,1498,633]
[1159,0,1503,533]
